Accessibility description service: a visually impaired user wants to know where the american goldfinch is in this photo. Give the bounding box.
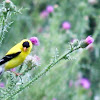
[0,39,32,75]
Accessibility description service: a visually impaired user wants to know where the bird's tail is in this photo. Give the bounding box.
[0,66,4,75]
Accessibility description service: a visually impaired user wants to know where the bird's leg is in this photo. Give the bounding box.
[11,70,22,76]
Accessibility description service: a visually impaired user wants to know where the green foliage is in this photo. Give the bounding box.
[0,0,100,100]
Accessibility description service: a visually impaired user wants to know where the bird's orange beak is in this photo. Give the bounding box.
[23,47,27,52]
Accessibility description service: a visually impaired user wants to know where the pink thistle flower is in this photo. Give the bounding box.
[80,36,94,48]
[25,55,40,66]
[69,80,73,87]
[32,55,40,66]
[88,0,97,5]
[40,10,48,19]
[0,82,5,88]
[85,36,94,44]
[80,78,91,89]
[46,5,54,13]
[52,98,57,100]
[62,21,71,30]
[30,37,40,46]
[10,68,16,72]
[71,39,75,43]
[5,0,10,3]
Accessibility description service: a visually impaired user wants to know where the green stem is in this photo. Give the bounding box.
[5,46,80,100]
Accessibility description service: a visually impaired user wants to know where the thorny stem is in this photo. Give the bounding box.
[5,46,80,100]
[0,18,5,46]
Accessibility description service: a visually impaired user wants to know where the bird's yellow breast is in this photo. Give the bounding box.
[5,52,28,70]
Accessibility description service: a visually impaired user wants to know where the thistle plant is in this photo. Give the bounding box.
[0,0,21,47]
[0,33,94,100]
[0,0,99,100]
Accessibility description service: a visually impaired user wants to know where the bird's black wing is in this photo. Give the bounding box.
[0,51,21,65]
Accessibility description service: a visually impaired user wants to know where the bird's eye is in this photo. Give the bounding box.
[22,41,30,48]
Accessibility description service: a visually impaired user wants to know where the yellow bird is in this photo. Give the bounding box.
[0,39,32,75]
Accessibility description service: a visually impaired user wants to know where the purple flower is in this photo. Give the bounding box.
[5,0,10,3]
[69,80,73,87]
[85,36,94,44]
[88,0,97,5]
[46,5,54,13]
[52,98,57,100]
[25,55,40,66]
[30,37,40,46]
[80,78,91,89]
[40,10,48,19]
[0,82,5,88]
[80,36,94,48]
[32,55,40,66]
[62,21,71,30]
[10,68,16,72]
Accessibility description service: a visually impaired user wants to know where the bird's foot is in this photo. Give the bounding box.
[15,73,22,76]
[11,71,22,76]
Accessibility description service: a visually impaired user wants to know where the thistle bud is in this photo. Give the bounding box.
[85,36,94,44]
[78,2,86,11]
[80,36,94,48]
[71,39,79,47]
[80,40,88,48]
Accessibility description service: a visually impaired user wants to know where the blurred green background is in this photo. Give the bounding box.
[0,0,100,100]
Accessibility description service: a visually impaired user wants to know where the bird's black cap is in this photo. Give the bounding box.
[22,41,30,48]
